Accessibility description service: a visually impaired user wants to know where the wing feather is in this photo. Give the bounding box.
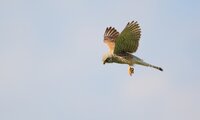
[114,21,141,54]
[104,27,119,53]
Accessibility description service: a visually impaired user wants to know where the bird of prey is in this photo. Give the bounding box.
[102,21,163,76]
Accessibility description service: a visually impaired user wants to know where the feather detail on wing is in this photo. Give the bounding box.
[114,21,141,54]
[104,27,119,53]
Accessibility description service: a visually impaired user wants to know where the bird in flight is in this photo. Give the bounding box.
[102,21,163,76]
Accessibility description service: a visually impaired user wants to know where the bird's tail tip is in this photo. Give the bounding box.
[151,65,163,71]
[158,67,163,71]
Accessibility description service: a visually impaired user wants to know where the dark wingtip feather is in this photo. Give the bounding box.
[104,26,119,39]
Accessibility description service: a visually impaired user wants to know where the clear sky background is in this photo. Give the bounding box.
[0,0,200,120]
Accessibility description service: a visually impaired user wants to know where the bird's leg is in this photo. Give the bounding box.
[128,66,134,76]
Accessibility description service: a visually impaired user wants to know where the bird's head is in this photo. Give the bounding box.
[102,53,113,64]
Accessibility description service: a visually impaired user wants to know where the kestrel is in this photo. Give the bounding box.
[102,21,163,76]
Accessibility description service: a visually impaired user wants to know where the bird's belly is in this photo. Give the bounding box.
[114,56,135,65]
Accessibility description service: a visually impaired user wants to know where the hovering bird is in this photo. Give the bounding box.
[102,21,163,76]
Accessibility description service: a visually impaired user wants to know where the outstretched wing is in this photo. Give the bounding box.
[104,27,119,53]
[114,21,141,54]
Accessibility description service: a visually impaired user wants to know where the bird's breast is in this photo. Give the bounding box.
[113,55,134,65]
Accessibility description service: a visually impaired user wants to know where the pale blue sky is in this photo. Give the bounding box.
[0,0,200,120]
